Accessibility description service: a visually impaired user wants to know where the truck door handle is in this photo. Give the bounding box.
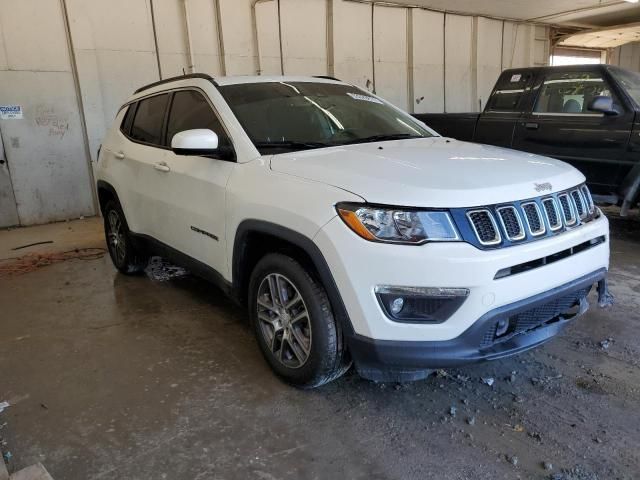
[114,151,125,160]
[524,122,539,130]
[154,161,170,173]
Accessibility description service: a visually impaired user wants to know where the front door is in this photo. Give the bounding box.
[512,70,633,195]
[157,89,235,278]
[0,130,19,227]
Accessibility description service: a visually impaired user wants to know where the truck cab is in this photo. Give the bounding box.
[415,65,640,214]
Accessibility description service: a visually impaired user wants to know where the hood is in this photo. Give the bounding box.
[269,137,585,208]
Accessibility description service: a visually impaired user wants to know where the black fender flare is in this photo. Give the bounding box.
[618,164,640,216]
[232,219,355,337]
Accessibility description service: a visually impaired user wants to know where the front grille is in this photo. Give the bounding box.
[558,193,577,226]
[463,184,597,248]
[571,190,586,219]
[542,197,562,231]
[467,210,501,245]
[521,202,545,236]
[496,206,524,241]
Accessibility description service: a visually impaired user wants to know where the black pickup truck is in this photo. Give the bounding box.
[414,64,640,214]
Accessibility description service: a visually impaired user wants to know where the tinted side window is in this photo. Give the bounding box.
[130,94,169,145]
[534,72,614,114]
[486,72,531,112]
[120,103,137,135]
[166,90,231,150]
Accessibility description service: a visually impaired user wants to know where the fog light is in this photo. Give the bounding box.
[375,285,469,323]
[390,297,404,314]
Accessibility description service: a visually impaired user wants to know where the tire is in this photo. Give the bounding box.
[248,253,351,388]
[103,199,148,274]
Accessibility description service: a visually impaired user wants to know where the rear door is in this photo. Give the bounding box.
[474,71,534,147]
[120,93,172,238]
[512,70,634,194]
[157,89,235,276]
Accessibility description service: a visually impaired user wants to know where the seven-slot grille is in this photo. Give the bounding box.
[465,184,597,248]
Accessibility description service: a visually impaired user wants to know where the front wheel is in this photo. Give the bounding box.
[103,200,147,274]
[248,253,350,388]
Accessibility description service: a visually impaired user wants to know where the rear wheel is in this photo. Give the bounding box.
[103,200,147,274]
[249,253,350,388]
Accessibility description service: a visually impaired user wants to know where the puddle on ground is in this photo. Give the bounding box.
[144,256,189,282]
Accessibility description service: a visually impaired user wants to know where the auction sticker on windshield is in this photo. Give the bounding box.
[347,93,383,104]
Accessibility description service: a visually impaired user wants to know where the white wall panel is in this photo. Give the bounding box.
[153,0,190,77]
[412,10,444,113]
[476,17,503,111]
[255,0,281,75]
[444,14,473,112]
[333,0,373,90]
[373,6,408,109]
[219,0,256,74]
[281,0,327,75]
[188,0,224,75]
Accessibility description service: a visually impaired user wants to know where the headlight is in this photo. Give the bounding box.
[336,203,460,244]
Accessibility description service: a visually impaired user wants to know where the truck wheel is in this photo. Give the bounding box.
[248,253,350,388]
[103,200,147,274]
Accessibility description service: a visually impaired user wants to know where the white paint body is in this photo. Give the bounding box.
[97,76,610,343]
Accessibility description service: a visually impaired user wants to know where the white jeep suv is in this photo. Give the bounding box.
[96,73,612,387]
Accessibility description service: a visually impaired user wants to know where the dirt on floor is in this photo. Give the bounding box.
[0,211,638,480]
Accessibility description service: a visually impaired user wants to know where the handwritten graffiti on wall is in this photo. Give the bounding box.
[35,105,70,139]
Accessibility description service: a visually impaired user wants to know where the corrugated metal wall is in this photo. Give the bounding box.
[610,42,640,72]
[0,0,550,226]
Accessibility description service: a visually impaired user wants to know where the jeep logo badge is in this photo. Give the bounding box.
[534,182,552,192]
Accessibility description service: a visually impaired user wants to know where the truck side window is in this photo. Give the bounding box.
[485,72,530,112]
[165,90,232,156]
[534,72,614,115]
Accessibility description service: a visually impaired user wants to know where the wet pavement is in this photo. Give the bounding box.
[0,211,639,479]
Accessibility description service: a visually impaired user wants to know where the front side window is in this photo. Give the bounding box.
[534,72,613,115]
[166,90,232,153]
[130,93,170,145]
[486,72,531,112]
[219,82,432,154]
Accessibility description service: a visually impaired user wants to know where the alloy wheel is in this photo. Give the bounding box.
[256,273,312,368]
[106,210,127,265]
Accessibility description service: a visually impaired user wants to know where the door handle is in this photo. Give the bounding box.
[154,161,170,173]
[114,151,125,160]
[524,122,539,130]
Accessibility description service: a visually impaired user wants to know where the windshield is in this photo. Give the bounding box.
[610,67,640,108]
[219,81,433,153]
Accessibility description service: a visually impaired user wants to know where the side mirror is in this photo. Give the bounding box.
[587,96,620,116]
[171,129,219,155]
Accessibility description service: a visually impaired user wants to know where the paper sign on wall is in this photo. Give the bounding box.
[0,105,23,119]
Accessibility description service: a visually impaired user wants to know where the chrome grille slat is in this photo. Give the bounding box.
[467,210,501,246]
[571,189,587,219]
[496,206,525,241]
[521,202,546,236]
[542,197,562,231]
[580,185,595,214]
[558,193,577,226]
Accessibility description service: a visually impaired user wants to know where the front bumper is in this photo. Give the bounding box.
[347,268,608,382]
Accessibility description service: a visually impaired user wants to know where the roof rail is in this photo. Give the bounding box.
[313,75,341,82]
[133,73,216,94]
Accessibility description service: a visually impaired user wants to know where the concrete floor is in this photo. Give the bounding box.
[1,211,639,479]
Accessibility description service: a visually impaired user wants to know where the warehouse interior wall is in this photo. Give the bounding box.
[609,42,640,72]
[0,0,550,226]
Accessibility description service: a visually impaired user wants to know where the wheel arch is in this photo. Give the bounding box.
[232,220,355,336]
[96,180,122,215]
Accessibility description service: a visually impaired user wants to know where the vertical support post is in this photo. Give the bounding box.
[326,0,335,77]
[277,0,285,75]
[183,0,196,73]
[150,0,163,79]
[59,0,99,214]
[371,3,376,93]
[213,0,227,75]
[406,8,414,113]
[471,16,478,113]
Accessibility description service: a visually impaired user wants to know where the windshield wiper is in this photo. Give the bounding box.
[341,133,423,145]
[254,141,333,151]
